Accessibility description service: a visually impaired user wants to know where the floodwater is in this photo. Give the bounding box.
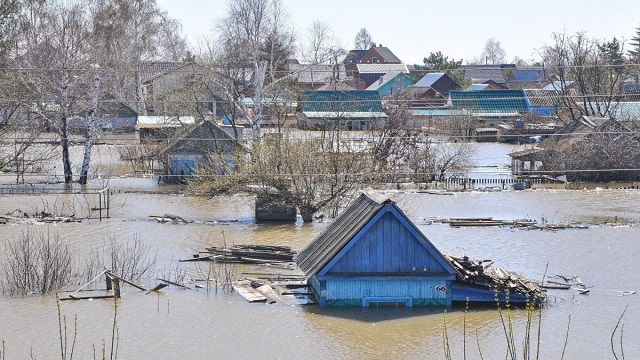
[1,143,640,359]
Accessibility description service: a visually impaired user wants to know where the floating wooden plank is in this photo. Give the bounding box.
[234,284,267,302]
[256,284,285,303]
[146,283,168,294]
[542,283,571,290]
[60,294,117,301]
[105,271,147,291]
[157,278,191,290]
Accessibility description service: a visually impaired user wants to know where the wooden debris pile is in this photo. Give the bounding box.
[419,216,590,230]
[183,244,296,266]
[445,254,543,298]
[233,273,314,305]
[448,217,538,228]
[149,214,190,224]
[58,270,146,301]
[1,209,81,225]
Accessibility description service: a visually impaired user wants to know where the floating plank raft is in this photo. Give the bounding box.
[448,217,537,227]
[182,244,297,265]
[234,282,267,302]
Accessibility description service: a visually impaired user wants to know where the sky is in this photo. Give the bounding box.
[156,0,640,65]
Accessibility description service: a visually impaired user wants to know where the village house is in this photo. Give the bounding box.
[506,68,546,89]
[460,64,512,86]
[139,61,218,117]
[365,72,414,97]
[295,192,542,307]
[297,90,387,130]
[354,63,409,89]
[288,61,347,90]
[137,115,196,142]
[358,45,402,65]
[464,80,508,91]
[294,192,458,307]
[156,120,243,183]
[400,72,461,107]
[68,95,138,134]
[449,89,529,128]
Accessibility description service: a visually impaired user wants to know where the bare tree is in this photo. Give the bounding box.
[476,38,506,65]
[88,0,187,114]
[354,27,375,50]
[213,0,295,139]
[303,20,343,64]
[541,31,627,122]
[15,1,95,184]
[406,139,476,183]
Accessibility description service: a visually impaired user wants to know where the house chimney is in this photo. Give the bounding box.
[378,76,384,85]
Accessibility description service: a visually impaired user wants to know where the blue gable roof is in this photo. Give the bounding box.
[318,203,456,277]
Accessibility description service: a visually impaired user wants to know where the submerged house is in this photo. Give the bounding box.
[295,192,543,307]
[297,90,387,130]
[449,89,529,128]
[157,120,242,183]
[295,192,458,307]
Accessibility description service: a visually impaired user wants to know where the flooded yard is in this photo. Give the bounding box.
[1,143,639,359]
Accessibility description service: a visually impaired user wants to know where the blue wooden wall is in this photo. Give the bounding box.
[321,208,451,275]
[311,203,456,307]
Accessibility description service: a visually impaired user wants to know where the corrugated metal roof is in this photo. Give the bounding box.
[465,84,490,91]
[302,111,387,118]
[509,69,544,82]
[295,193,386,276]
[139,61,190,83]
[366,72,403,91]
[449,90,528,115]
[356,63,409,74]
[523,89,561,107]
[461,66,507,84]
[542,80,574,91]
[612,102,640,121]
[415,73,445,87]
[300,90,384,113]
[137,116,196,129]
[288,63,347,84]
[508,147,545,158]
[411,108,470,116]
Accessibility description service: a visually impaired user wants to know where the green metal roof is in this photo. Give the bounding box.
[612,102,640,121]
[449,90,528,115]
[301,90,384,113]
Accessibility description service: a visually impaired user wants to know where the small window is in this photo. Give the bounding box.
[371,57,378,63]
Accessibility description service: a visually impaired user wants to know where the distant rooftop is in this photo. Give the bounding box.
[356,63,409,74]
[414,73,445,87]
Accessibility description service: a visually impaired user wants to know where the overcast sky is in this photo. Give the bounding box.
[157,0,640,65]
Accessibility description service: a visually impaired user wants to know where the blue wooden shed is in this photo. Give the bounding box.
[295,192,458,307]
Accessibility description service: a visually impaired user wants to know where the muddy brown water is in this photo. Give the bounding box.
[1,143,640,359]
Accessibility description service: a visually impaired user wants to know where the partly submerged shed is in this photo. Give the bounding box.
[295,193,458,307]
[157,120,242,183]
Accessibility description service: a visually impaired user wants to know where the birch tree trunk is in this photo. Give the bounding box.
[251,60,267,140]
[136,61,147,116]
[60,71,73,184]
[79,72,100,185]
